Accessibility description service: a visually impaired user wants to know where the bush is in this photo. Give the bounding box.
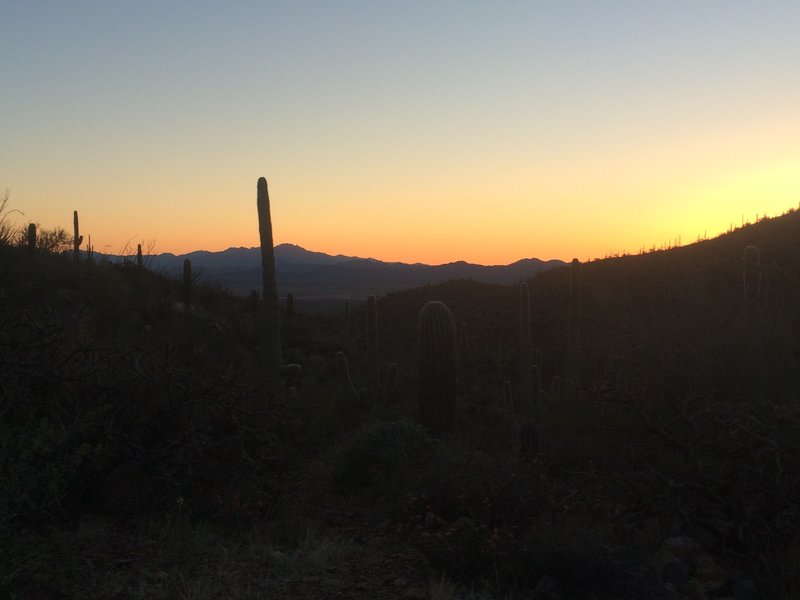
[329,419,434,494]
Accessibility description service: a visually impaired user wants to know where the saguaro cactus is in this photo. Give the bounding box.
[256,176,283,372]
[136,243,143,268]
[73,210,82,263]
[567,258,582,384]
[418,300,457,435]
[743,245,761,305]
[27,223,36,252]
[336,351,366,407]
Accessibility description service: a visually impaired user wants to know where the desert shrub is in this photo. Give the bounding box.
[329,419,434,494]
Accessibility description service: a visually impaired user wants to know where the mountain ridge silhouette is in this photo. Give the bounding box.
[148,243,566,303]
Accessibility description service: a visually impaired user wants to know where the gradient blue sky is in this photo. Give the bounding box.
[2,2,799,263]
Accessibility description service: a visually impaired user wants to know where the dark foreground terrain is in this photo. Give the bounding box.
[3,211,800,598]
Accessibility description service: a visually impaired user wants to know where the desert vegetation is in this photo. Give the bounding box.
[2,184,800,599]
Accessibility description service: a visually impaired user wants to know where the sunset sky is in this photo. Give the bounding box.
[2,2,799,265]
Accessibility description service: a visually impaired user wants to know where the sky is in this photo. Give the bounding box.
[2,1,799,265]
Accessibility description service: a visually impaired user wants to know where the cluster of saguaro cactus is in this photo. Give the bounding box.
[336,295,398,407]
[743,245,761,305]
[567,258,582,384]
[417,300,457,435]
[73,210,82,263]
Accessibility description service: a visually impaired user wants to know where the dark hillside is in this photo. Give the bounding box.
[3,210,800,598]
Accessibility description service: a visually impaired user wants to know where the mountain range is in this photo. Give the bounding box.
[147,244,565,308]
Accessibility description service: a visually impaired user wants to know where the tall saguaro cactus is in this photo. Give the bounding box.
[73,211,82,263]
[256,176,283,372]
[137,243,143,268]
[418,300,457,436]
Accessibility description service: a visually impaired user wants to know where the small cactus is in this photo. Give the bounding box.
[418,300,457,435]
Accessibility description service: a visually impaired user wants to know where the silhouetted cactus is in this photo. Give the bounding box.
[73,211,82,263]
[256,177,283,371]
[567,258,582,384]
[743,245,761,305]
[418,300,457,435]
[286,293,295,318]
[336,351,366,408]
[518,421,539,457]
[183,258,192,310]
[136,243,143,268]
[27,223,36,252]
